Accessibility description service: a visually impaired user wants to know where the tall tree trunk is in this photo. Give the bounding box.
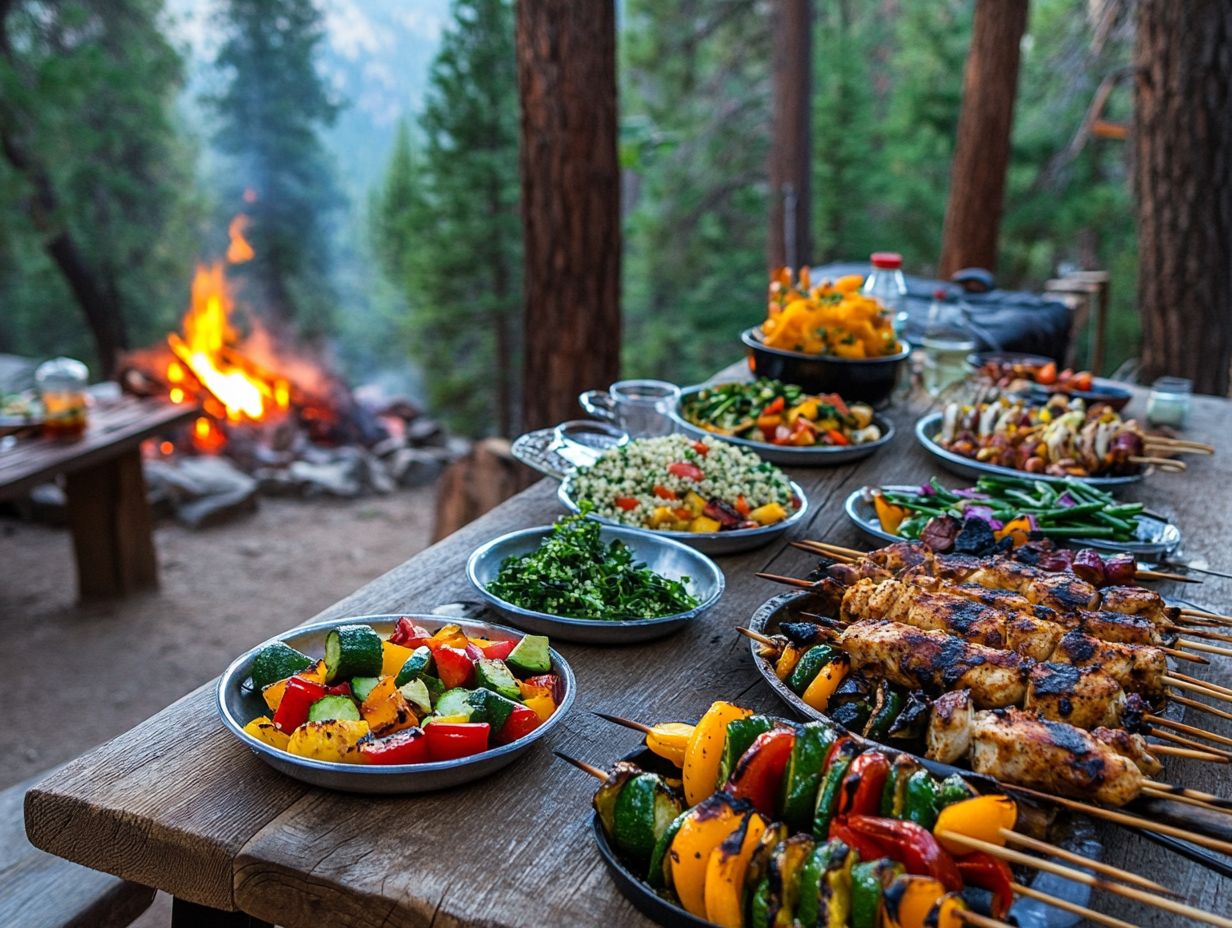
[1136,0,1232,395]
[937,0,1029,278]
[516,0,621,432]
[768,0,813,272]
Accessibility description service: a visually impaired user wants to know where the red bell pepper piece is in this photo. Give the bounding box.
[725,728,795,816]
[956,853,1014,919]
[844,816,963,892]
[836,750,890,818]
[434,646,475,689]
[272,676,327,732]
[653,484,678,500]
[389,617,433,648]
[523,673,564,704]
[690,441,709,456]
[324,682,352,697]
[496,704,542,744]
[826,428,850,446]
[762,396,786,415]
[667,461,704,481]
[480,639,516,660]
[359,727,430,765]
[829,819,891,862]
[615,496,639,511]
[425,722,490,761]
[735,495,750,516]
[822,393,850,417]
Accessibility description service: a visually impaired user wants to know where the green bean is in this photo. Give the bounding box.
[1030,526,1126,539]
[1093,511,1135,532]
[1038,501,1106,521]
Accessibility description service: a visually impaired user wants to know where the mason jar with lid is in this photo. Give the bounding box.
[35,356,89,436]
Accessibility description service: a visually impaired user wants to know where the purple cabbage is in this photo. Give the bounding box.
[1055,491,1078,509]
[964,506,1004,531]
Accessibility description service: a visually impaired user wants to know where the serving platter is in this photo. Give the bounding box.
[467,524,725,644]
[217,614,576,794]
[558,477,810,556]
[843,484,1183,557]
[915,412,1143,489]
[671,383,896,467]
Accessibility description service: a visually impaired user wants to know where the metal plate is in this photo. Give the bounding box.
[216,614,576,794]
[844,484,1183,557]
[914,412,1143,489]
[467,524,725,644]
[558,478,810,556]
[671,384,896,467]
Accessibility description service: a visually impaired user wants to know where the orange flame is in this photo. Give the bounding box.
[227,215,255,264]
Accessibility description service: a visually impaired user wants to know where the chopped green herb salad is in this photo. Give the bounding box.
[487,513,701,620]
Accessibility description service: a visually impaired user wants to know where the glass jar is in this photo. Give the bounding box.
[35,357,89,437]
[1146,376,1192,428]
[922,289,977,395]
[862,251,910,339]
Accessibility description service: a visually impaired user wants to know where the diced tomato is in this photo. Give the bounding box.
[324,682,352,697]
[615,496,639,511]
[690,441,709,456]
[523,673,565,704]
[673,507,693,520]
[653,484,678,500]
[425,722,490,761]
[496,704,542,744]
[735,495,750,516]
[667,461,704,481]
[434,646,475,689]
[389,617,432,648]
[480,639,516,660]
[821,392,850,417]
[360,728,430,765]
[272,676,326,732]
[762,396,786,415]
[825,428,850,446]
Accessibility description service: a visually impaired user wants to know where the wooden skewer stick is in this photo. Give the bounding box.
[956,911,1017,928]
[1148,743,1229,763]
[1147,714,1232,749]
[1159,644,1209,663]
[1149,727,1232,761]
[1008,883,1139,928]
[553,752,607,781]
[1142,786,1232,816]
[1179,608,1232,626]
[591,712,652,735]
[1177,638,1232,657]
[1144,435,1215,453]
[1142,779,1232,811]
[790,540,859,561]
[1169,625,1232,643]
[801,539,865,558]
[1137,568,1201,583]
[1129,455,1187,472]
[940,831,1232,928]
[1000,829,1175,894]
[735,626,780,648]
[1006,784,1232,856]
[1165,673,1232,701]
[1171,692,1232,724]
[754,571,821,589]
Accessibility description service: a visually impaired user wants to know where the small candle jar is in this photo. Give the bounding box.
[35,357,89,437]
[1146,376,1192,429]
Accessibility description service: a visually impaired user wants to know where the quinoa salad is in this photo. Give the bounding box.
[567,434,801,533]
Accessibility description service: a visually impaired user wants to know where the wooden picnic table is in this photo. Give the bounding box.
[23,385,1232,926]
[0,395,197,599]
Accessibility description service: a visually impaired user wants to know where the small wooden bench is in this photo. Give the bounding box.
[1,771,156,928]
[0,396,197,600]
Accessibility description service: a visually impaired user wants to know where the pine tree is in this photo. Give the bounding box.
[210,0,340,338]
[372,0,521,437]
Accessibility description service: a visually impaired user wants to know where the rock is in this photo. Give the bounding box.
[378,397,422,422]
[360,450,396,495]
[405,417,445,448]
[386,448,444,488]
[370,436,407,459]
[27,482,68,525]
[287,460,363,498]
[143,456,259,529]
[177,482,259,529]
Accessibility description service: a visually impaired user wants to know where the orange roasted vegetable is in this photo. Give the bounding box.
[683,701,753,804]
[703,811,770,926]
[873,492,908,535]
[669,793,750,917]
[933,795,1018,856]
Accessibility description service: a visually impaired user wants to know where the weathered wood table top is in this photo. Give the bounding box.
[25,386,1232,926]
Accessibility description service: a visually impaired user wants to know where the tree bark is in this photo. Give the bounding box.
[1136,0,1232,395]
[937,0,1029,278]
[516,0,621,432]
[767,0,812,272]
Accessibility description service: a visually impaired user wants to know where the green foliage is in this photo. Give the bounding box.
[0,0,203,371]
[210,0,340,339]
[370,0,522,437]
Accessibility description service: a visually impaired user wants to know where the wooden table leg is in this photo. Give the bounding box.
[63,447,158,599]
[171,898,272,928]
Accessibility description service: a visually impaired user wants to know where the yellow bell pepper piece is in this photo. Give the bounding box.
[774,643,802,680]
[286,719,370,764]
[834,274,864,293]
[690,516,722,533]
[704,811,769,926]
[748,502,787,526]
[800,655,849,711]
[380,640,416,679]
[683,491,707,516]
[522,694,556,723]
[425,714,470,725]
[261,659,327,712]
[874,492,909,535]
[933,795,1018,856]
[883,875,948,928]
[646,721,695,767]
[994,516,1033,548]
[243,715,290,751]
[359,675,418,737]
[649,506,677,528]
[669,794,748,917]
[683,701,753,805]
[926,893,969,928]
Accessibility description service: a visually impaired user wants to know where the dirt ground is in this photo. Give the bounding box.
[1,487,437,926]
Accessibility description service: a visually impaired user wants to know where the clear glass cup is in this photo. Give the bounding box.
[578,379,680,437]
[922,294,976,395]
[1146,376,1192,428]
[35,356,89,437]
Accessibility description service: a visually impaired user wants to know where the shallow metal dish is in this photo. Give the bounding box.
[844,484,1182,557]
[216,614,576,794]
[558,477,810,556]
[467,525,725,644]
[671,384,896,466]
[915,412,1143,490]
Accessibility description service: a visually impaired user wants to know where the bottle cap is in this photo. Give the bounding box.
[933,288,949,300]
[870,252,902,269]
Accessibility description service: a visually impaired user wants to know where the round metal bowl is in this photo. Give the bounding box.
[216,614,576,794]
[671,383,896,467]
[558,477,810,556]
[741,326,910,405]
[467,525,725,644]
[914,412,1143,490]
[844,484,1182,557]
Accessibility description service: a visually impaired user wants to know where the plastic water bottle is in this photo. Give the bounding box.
[862,252,909,340]
[922,289,977,395]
